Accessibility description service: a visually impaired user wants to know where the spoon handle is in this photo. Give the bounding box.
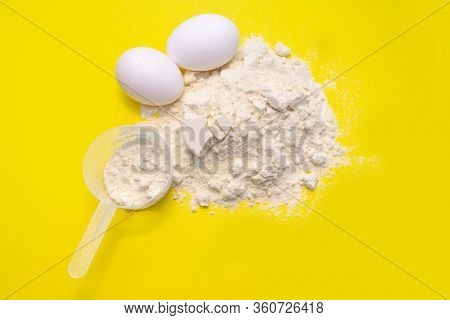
[68,202,116,278]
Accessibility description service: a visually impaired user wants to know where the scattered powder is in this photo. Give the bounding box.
[139,37,345,212]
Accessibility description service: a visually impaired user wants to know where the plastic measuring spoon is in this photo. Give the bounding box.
[68,125,172,278]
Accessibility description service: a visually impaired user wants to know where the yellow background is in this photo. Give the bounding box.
[1,0,449,299]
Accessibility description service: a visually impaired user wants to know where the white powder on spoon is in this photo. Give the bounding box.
[139,36,345,212]
[104,139,170,208]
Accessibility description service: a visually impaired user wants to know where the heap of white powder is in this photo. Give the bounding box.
[136,37,345,212]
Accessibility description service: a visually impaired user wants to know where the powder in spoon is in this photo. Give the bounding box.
[103,138,170,208]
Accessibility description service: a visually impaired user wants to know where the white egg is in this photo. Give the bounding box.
[167,14,239,71]
[115,47,184,106]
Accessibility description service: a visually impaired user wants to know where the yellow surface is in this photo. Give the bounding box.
[0,0,449,299]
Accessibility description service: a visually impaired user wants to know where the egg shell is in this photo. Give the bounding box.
[115,47,184,106]
[167,14,239,71]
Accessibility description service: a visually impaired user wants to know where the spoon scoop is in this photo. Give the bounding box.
[68,125,172,278]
